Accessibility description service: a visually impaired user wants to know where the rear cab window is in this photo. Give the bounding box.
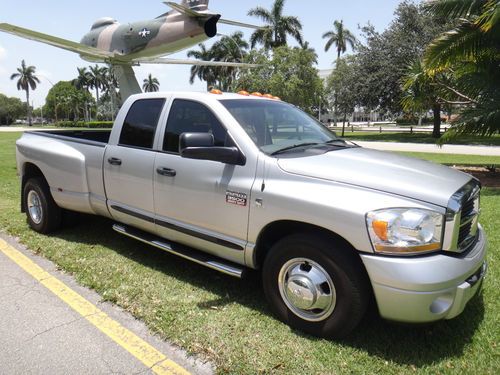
[119,98,165,149]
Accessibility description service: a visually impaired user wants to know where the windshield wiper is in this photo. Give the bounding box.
[325,139,359,147]
[270,143,319,156]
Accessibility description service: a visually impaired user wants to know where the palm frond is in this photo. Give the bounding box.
[424,20,484,69]
[424,0,486,19]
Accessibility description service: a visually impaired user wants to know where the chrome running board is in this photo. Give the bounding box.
[112,224,245,278]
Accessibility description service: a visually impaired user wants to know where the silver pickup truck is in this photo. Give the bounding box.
[16,91,487,338]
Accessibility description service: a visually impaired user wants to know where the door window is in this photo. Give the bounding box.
[119,98,165,149]
[163,99,229,153]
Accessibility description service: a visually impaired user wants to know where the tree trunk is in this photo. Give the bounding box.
[26,88,32,126]
[341,113,346,137]
[432,103,441,138]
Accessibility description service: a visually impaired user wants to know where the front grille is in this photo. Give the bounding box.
[457,186,480,250]
[444,180,481,253]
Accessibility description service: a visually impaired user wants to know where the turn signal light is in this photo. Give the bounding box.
[372,220,388,241]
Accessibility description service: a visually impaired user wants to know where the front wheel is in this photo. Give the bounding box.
[23,177,62,233]
[262,233,370,338]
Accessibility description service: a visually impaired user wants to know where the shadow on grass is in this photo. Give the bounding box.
[53,213,485,368]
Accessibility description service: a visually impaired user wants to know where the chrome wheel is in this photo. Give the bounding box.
[278,258,336,322]
[27,190,43,225]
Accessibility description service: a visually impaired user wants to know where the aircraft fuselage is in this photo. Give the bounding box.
[80,11,212,63]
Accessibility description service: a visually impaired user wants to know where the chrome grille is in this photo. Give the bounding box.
[457,191,480,250]
[443,180,481,253]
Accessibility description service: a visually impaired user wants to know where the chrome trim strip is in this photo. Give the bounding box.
[110,204,244,251]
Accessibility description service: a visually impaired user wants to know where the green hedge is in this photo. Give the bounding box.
[54,121,113,128]
[395,117,447,125]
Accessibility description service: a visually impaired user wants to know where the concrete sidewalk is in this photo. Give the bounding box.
[0,233,212,375]
[355,141,500,156]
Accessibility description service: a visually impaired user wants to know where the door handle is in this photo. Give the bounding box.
[107,157,122,166]
[156,167,176,177]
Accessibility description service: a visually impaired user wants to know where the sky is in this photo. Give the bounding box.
[0,0,406,108]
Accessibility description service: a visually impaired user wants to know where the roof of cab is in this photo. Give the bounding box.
[129,91,279,101]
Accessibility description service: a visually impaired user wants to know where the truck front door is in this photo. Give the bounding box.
[153,99,255,264]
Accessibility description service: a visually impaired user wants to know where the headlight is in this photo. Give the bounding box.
[366,208,443,255]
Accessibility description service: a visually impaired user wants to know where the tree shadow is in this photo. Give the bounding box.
[52,214,485,368]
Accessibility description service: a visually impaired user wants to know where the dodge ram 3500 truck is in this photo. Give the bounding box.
[16,91,487,338]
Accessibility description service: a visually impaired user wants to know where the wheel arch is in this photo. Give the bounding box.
[253,220,363,269]
[21,162,47,213]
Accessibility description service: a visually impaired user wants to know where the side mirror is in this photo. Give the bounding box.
[179,133,246,166]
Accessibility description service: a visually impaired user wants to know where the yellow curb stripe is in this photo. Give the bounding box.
[0,238,191,375]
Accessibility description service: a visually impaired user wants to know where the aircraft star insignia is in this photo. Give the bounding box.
[138,28,151,38]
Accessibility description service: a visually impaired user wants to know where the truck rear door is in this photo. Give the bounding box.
[104,98,166,233]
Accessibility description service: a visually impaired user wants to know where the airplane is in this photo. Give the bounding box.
[0,0,261,101]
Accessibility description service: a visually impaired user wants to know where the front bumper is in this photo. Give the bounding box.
[360,225,487,323]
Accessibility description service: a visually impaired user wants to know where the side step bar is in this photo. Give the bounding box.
[112,224,246,278]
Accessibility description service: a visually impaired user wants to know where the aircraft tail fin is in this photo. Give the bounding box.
[181,0,209,11]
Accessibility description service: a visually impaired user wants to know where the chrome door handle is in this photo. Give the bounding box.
[156,167,176,177]
[107,157,122,166]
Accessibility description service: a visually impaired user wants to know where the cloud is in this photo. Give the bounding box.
[0,45,6,60]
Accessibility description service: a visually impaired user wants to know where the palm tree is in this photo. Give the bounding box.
[248,0,303,50]
[88,65,107,103]
[211,32,249,90]
[73,67,91,91]
[143,74,160,92]
[402,60,443,138]
[298,40,318,63]
[10,60,40,126]
[423,0,500,136]
[322,20,357,60]
[187,43,217,89]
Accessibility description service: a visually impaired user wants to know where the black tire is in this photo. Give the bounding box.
[23,177,62,233]
[262,232,370,338]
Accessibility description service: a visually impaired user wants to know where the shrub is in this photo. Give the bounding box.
[55,121,113,128]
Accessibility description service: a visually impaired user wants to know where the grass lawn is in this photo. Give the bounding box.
[396,152,500,166]
[340,131,500,146]
[1,132,498,374]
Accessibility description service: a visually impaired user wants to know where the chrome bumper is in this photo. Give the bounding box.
[360,225,487,323]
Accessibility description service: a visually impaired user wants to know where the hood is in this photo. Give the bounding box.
[277,147,472,207]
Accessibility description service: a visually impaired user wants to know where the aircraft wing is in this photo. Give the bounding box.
[164,2,262,29]
[0,23,114,61]
[134,57,258,68]
[218,19,262,30]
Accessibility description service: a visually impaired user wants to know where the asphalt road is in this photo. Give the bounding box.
[0,233,212,375]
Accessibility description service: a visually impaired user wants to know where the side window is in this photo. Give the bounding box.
[163,99,229,153]
[119,98,165,149]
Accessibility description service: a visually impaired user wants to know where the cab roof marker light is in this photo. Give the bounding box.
[237,90,250,96]
[273,96,281,100]
[251,92,263,97]
[210,89,223,95]
[263,94,274,99]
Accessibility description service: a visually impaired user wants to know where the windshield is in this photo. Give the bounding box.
[220,99,339,155]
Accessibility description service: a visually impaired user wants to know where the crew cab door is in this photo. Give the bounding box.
[104,98,166,233]
[153,99,255,264]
